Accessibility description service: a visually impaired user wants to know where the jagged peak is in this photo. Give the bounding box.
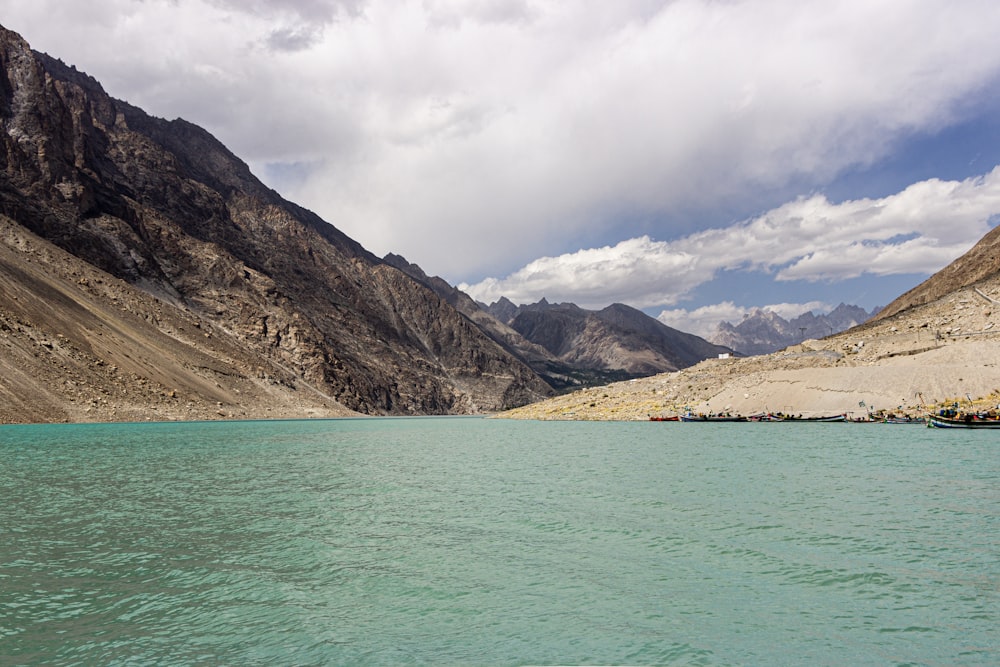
[488,296,517,310]
[711,303,877,356]
[32,50,107,97]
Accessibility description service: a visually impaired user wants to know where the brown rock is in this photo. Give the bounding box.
[0,24,552,422]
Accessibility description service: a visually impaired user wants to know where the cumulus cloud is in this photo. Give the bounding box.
[459,236,706,308]
[460,167,1000,308]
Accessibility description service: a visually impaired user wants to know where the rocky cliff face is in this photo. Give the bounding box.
[384,253,734,390]
[0,24,552,420]
[710,304,875,356]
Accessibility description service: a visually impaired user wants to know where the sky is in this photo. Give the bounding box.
[4,0,1000,336]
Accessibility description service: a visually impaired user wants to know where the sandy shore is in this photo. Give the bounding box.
[498,282,1000,421]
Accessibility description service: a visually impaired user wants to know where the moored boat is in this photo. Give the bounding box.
[763,413,847,422]
[926,413,1000,429]
[680,413,748,422]
[882,417,925,424]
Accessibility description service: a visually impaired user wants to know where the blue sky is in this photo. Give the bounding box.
[4,0,1000,336]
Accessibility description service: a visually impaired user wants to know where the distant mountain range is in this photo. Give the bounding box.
[708,304,878,356]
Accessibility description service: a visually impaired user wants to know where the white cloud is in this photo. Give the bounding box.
[461,167,1000,308]
[3,0,1000,282]
[656,302,748,338]
[459,236,705,308]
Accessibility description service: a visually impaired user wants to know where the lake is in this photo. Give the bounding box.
[0,417,996,665]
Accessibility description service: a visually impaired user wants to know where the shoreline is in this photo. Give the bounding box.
[496,326,1000,422]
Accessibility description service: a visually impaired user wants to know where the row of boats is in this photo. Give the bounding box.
[650,411,1000,428]
[651,413,850,423]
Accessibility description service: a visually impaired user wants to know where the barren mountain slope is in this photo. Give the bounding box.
[0,24,552,420]
[0,216,357,423]
[875,223,1000,320]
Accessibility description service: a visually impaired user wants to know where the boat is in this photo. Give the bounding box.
[649,415,680,422]
[680,414,748,422]
[882,417,925,424]
[926,413,1000,429]
[764,414,847,423]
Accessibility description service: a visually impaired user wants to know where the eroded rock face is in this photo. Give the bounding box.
[496,299,733,377]
[0,24,551,419]
[387,256,737,392]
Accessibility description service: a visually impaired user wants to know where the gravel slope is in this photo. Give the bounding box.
[498,277,1000,420]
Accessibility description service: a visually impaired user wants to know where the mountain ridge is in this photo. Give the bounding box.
[0,23,553,419]
[384,254,734,391]
[486,297,734,379]
[709,303,876,356]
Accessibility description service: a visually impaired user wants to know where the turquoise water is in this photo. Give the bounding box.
[0,417,996,665]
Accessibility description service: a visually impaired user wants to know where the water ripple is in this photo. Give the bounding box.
[0,419,996,665]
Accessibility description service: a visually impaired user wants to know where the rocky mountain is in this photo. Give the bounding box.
[486,298,734,383]
[385,255,733,390]
[382,253,578,388]
[710,303,876,356]
[0,24,554,421]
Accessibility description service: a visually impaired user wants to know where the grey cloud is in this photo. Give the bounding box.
[208,0,366,23]
[6,0,1000,290]
[423,0,537,28]
[265,25,324,51]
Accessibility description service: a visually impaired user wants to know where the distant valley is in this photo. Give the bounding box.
[384,254,733,391]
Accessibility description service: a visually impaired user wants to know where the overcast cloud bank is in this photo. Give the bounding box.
[3,0,1000,333]
[5,0,1000,280]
